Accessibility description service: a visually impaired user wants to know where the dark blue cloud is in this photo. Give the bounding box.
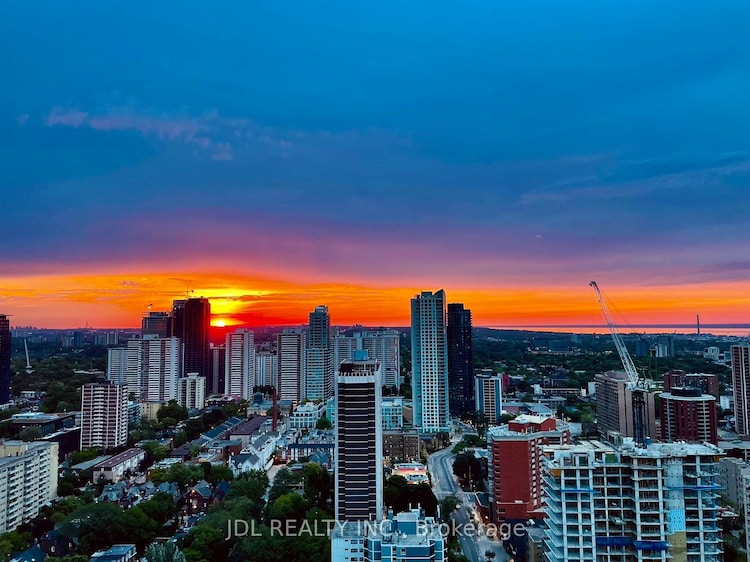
[2,1,749,285]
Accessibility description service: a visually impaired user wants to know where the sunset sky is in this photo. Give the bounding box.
[2,2,750,330]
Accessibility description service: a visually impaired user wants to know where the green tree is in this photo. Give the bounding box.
[184,418,206,440]
[227,470,268,520]
[266,492,307,523]
[144,542,186,562]
[18,426,42,441]
[315,415,332,430]
[165,463,204,491]
[70,448,100,465]
[183,525,227,562]
[303,462,331,509]
[123,505,160,550]
[453,452,483,492]
[157,401,189,423]
[173,430,188,447]
[59,502,128,555]
[228,470,269,502]
[141,440,170,463]
[203,463,234,486]
[138,492,177,525]
[439,495,460,522]
[51,496,87,523]
[0,530,32,558]
[267,467,302,504]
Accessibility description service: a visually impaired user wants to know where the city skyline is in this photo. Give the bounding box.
[3,2,750,330]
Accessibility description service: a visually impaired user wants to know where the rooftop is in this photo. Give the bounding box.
[70,454,113,471]
[546,439,724,467]
[93,448,144,469]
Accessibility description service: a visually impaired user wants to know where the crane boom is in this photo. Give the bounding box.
[589,281,640,389]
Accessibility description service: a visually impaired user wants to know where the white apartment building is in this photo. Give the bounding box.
[81,381,129,450]
[114,336,182,402]
[543,438,724,562]
[143,336,182,402]
[411,290,450,433]
[255,350,278,388]
[225,329,255,399]
[0,440,59,533]
[106,347,127,385]
[178,372,206,411]
[277,329,305,403]
[333,330,401,389]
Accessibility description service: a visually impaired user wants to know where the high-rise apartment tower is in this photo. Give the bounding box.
[0,315,11,404]
[335,350,383,523]
[447,303,473,417]
[80,380,128,450]
[732,345,750,436]
[225,329,255,399]
[306,306,333,401]
[172,297,211,381]
[411,290,450,433]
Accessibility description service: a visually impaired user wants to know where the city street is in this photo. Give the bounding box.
[428,437,510,562]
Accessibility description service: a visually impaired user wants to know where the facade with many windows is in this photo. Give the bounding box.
[543,439,724,562]
[411,290,450,433]
[81,381,128,450]
[178,372,206,411]
[732,345,750,436]
[447,303,473,417]
[225,329,255,399]
[335,351,383,523]
[0,440,58,533]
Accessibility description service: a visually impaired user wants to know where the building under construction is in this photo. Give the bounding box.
[595,370,657,441]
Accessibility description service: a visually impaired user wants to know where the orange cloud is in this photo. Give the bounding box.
[1,270,749,331]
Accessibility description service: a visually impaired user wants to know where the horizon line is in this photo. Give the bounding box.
[9,322,750,332]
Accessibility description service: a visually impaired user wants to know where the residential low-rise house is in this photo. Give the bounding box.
[183,480,230,514]
[287,429,334,462]
[91,448,146,482]
[10,545,47,562]
[89,544,137,562]
[206,439,243,460]
[227,416,270,449]
[39,530,76,559]
[289,402,326,430]
[229,452,262,475]
[150,457,184,472]
[309,450,331,469]
[198,416,246,444]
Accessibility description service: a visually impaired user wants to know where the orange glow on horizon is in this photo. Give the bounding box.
[1,269,749,330]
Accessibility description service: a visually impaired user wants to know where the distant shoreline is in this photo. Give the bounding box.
[488,324,750,336]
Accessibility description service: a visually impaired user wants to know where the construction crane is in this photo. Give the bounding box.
[590,280,650,446]
[589,281,641,389]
